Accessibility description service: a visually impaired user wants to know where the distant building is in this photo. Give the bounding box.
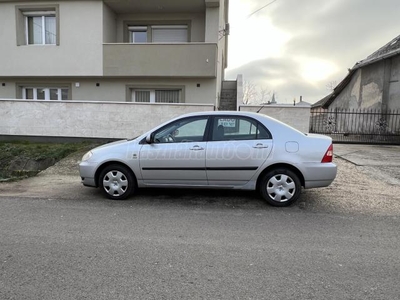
[313,34,400,111]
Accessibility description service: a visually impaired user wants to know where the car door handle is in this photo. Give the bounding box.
[189,145,204,151]
[253,143,269,149]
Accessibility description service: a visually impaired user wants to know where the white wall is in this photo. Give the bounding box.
[0,100,215,139]
[239,105,311,133]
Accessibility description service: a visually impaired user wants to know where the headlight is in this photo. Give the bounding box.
[81,151,93,162]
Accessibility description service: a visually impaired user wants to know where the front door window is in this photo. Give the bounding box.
[154,117,208,143]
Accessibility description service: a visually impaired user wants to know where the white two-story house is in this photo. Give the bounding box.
[0,0,230,106]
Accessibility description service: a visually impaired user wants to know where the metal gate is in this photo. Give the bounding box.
[309,108,400,145]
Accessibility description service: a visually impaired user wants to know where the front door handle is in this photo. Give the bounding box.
[253,143,269,149]
[189,145,204,151]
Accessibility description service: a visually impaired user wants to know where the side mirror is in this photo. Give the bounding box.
[145,133,153,144]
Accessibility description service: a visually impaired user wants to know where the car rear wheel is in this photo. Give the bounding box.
[99,164,136,200]
[260,169,301,207]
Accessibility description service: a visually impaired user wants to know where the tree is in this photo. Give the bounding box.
[242,80,272,105]
[259,87,272,104]
[326,80,337,91]
[242,80,258,105]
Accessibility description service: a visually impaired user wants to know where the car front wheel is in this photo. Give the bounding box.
[260,169,301,207]
[99,164,136,200]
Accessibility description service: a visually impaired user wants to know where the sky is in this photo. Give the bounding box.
[225,0,400,104]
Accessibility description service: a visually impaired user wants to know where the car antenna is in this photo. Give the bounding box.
[256,105,266,113]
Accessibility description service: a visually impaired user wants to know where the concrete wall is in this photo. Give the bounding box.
[389,56,400,110]
[215,0,228,107]
[103,43,217,77]
[239,105,311,133]
[0,99,215,139]
[0,1,103,77]
[329,70,362,110]
[331,66,384,110]
[0,78,217,104]
[103,3,117,43]
[330,57,400,111]
[236,74,244,110]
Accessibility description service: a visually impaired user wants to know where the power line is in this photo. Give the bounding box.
[247,0,279,18]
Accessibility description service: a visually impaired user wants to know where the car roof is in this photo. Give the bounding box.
[176,111,304,135]
[180,110,269,119]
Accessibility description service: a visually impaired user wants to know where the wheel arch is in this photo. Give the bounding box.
[95,161,137,188]
[256,163,305,191]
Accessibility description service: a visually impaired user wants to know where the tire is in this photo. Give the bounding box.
[259,168,301,207]
[99,164,136,200]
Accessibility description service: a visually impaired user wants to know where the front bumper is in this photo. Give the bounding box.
[79,161,97,187]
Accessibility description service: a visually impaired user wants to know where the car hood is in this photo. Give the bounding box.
[92,139,129,152]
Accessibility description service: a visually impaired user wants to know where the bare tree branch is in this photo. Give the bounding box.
[326,80,337,91]
[242,80,258,104]
[242,81,273,105]
[259,88,271,104]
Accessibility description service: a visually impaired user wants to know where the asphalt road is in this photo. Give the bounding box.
[1,196,399,300]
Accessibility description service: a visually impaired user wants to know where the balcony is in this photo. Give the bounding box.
[103,43,217,78]
[103,0,217,14]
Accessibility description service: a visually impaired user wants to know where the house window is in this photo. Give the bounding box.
[128,24,188,43]
[131,89,182,103]
[25,12,56,45]
[22,87,68,100]
[129,26,148,43]
[16,5,60,46]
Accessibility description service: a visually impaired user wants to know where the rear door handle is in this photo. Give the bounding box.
[189,145,204,151]
[253,143,269,149]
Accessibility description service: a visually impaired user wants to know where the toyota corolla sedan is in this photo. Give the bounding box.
[79,111,337,207]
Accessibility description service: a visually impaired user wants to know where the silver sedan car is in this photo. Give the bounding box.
[79,111,337,206]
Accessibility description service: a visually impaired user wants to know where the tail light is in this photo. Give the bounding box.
[321,144,333,163]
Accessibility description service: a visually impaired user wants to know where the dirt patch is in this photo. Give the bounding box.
[0,158,57,181]
[0,142,98,181]
[300,158,400,216]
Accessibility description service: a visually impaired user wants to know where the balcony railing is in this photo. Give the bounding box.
[103,43,217,78]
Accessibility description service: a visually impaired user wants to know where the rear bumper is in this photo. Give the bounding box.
[303,162,337,189]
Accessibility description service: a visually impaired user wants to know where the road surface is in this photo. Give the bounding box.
[1,195,399,300]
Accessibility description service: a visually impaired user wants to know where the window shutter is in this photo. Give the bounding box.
[134,91,151,102]
[151,25,188,43]
[155,90,180,103]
